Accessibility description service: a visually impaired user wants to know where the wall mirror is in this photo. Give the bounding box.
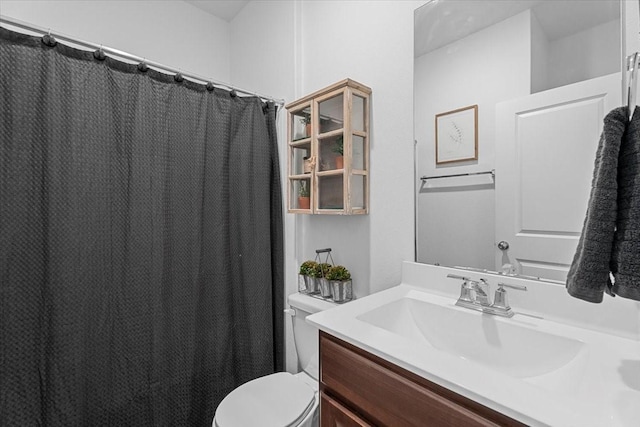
[414,0,626,282]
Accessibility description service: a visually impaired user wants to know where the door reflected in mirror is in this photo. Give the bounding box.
[414,0,623,282]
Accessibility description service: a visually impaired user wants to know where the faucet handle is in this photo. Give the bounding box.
[493,282,527,310]
[446,274,473,302]
[446,274,470,281]
[498,283,527,291]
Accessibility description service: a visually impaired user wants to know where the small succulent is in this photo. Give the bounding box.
[309,263,324,278]
[298,181,310,197]
[299,113,311,124]
[332,135,344,155]
[326,265,351,281]
[318,263,333,278]
[299,260,318,276]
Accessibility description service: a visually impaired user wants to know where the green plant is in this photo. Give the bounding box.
[299,113,311,125]
[299,260,318,276]
[309,263,323,278]
[326,265,351,281]
[298,181,310,197]
[318,263,333,278]
[332,135,344,156]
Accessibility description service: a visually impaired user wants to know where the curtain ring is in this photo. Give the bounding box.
[206,82,215,92]
[93,45,106,61]
[42,29,57,47]
[174,72,184,83]
[137,59,149,72]
[230,90,237,98]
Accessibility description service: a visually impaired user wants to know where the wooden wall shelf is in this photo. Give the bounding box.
[286,79,371,215]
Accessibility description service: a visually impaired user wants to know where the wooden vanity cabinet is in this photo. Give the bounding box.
[320,392,372,427]
[319,331,526,427]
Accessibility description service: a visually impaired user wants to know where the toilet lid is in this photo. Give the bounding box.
[215,372,315,427]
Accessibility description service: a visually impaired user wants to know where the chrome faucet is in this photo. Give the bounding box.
[471,278,490,305]
[446,274,527,317]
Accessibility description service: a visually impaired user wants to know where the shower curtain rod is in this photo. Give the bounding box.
[0,15,285,106]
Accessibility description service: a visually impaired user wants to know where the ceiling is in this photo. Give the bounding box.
[184,0,250,22]
[415,0,620,58]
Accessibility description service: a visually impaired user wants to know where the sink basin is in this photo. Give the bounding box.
[356,293,585,378]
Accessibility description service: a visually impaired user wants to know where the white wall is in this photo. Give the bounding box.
[298,0,421,297]
[229,0,422,372]
[0,0,231,81]
[538,19,620,92]
[530,10,550,94]
[415,11,532,270]
[230,1,295,101]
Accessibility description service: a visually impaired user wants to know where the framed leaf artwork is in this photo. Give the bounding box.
[435,105,478,164]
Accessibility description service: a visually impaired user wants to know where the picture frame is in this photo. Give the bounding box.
[435,105,478,165]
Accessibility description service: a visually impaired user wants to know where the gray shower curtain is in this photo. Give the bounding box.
[0,28,284,426]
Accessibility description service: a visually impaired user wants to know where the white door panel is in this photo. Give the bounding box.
[495,73,621,282]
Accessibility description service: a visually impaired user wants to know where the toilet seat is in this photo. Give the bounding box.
[214,372,316,427]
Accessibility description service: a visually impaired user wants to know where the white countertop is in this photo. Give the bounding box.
[307,262,640,427]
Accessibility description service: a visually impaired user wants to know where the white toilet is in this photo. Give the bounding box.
[212,293,336,427]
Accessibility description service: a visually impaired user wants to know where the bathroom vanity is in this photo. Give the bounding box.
[319,331,523,426]
[308,262,640,427]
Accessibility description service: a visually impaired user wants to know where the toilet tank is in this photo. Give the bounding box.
[287,293,336,380]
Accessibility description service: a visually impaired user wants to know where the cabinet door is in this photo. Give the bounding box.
[287,104,313,213]
[321,392,372,427]
[320,332,524,427]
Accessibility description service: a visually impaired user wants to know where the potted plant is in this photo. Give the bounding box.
[332,135,344,169]
[298,181,310,210]
[299,114,312,137]
[317,262,333,298]
[326,265,352,302]
[298,260,320,294]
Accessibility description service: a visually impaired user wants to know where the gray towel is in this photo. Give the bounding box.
[567,106,640,303]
